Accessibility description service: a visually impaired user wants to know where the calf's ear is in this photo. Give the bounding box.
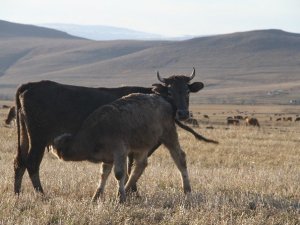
[189,82,204,93]
[152,83,168,96]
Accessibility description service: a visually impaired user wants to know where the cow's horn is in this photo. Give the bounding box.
[189,67,195,81]
[157,71,166,83]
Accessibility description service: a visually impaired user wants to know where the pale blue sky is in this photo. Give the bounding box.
[1,0,300,36]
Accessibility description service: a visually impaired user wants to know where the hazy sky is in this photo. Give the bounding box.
[1,0,300,36]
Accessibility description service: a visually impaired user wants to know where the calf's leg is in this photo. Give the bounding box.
[126,143,161,193]
[92,163,113,202]
[126,153,136,192]
[114,149,127,203]
[163,136,191,194]
[125,152,148,194]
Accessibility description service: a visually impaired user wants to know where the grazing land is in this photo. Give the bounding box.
[0,102,299,224]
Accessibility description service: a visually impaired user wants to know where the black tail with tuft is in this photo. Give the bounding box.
[175,119,219,144]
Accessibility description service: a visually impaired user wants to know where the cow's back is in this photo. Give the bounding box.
[17,80,152,143]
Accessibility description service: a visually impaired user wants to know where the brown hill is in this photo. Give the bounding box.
[0,20,299,104]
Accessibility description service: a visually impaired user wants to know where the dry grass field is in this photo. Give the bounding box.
[0,103,300,224]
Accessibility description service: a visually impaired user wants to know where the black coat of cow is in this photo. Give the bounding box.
[14,68,204,195]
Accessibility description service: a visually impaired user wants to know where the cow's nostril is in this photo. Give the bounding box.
[177,110,190,120]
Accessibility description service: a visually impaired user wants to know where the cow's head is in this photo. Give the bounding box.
[152,68,204,120]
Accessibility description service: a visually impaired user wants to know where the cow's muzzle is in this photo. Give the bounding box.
[176,110,190,121]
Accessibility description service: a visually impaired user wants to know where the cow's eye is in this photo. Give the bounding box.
[167,89,172,96]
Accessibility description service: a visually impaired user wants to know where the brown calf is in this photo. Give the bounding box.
[53,93,217,203]
[245,117,260,127]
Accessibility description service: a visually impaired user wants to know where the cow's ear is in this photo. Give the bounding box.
[189,82,204,93]
[152,83,168,96]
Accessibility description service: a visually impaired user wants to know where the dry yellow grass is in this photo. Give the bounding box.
[0,104,299,224]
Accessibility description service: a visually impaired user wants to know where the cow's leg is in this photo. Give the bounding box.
[114,149,127,203]
[27,140,46,194]
[92,163,113,202]
[163,136,191,194]
[14,159,26,194]
[14,116,29,194]
[125,152,148,194]
[14,155,27,194]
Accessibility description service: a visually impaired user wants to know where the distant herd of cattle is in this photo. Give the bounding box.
[3,104,300,128]
[0,68,299,203]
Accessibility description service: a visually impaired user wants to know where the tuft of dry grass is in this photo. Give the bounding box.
[0,104,300,224]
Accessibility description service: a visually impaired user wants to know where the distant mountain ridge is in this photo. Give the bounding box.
[0,20,82,39]
[0,20,299,104]
[40,23,165,40]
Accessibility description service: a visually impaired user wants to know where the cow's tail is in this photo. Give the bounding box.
[175,119,219,144]
[15,84,31,160]
[14,85,30,194]
[15,87,22,157]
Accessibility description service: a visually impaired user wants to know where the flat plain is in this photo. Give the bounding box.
[0,102,299,224]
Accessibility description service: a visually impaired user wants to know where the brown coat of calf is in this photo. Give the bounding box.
[53,93,217,202]
[245,117,260,127]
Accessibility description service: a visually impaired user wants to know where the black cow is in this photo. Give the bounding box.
[14,68,204,195]
[227,118,240,125]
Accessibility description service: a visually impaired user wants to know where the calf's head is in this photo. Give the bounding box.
[52,133,73,160]
[152,67,204,120]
